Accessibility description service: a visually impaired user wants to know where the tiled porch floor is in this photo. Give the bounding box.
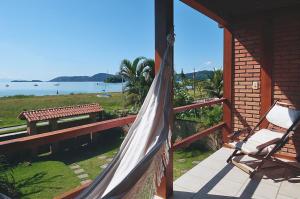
[173,147,300,199]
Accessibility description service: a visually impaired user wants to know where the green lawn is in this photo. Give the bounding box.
[76,148,118,180]
[11,161,80,199]
[1,92,214,198]
[0,93,125,127]
[6,144,212,199]
[7,133,122,199]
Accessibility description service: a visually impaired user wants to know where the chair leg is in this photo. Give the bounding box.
[250,159,266,178]
[227,149,238,163]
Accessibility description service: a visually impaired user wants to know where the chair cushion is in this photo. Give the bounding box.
[266,104,300,129]
[228,129,283,155]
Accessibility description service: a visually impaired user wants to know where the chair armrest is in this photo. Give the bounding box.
[256,138,281,151]
[227,127,251,141]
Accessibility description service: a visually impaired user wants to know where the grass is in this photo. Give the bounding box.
[6,130,123,199]
[0,93,125,127]
[76,148,118,180]
[10,161,80,199]
[6,140,213,198]
[1,91,214,198]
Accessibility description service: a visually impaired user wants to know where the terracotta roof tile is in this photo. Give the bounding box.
[18,103,103,122]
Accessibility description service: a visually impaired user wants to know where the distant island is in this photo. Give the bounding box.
[11,80,43,82]
[9,70,213,84]
[176,70,213,81]
[49,73,116,82]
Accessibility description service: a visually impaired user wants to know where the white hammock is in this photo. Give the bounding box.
[77,34,175,199]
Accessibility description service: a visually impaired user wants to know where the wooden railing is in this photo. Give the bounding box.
[173,122,225,149]
[0,115,136,153]
[0,98,226,154]
[172,98,226,149]
[0,98,226,199]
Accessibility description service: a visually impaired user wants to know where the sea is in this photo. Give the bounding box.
[0,81,123,97]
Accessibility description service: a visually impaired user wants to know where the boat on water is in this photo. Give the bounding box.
[34,84,38,87]
[5,84,9,87]
[54,83,60,86]
[97,93,112,98]
[96,90,112,98]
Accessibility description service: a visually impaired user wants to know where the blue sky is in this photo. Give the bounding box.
[0,0,222,81]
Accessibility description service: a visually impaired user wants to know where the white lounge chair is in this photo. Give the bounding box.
[227,101,300,178]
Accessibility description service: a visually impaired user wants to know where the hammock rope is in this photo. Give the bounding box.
[77,32,175,199]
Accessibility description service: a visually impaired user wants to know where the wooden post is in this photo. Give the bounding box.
[27,121,37,135]
[90,113,98,123]
[222,28,233,143]
[155,0,174,198]
[49,119,59,154]
[49,119,58,131]
[260,19,273,128]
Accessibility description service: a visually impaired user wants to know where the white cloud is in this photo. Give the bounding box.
[204,61,212,66]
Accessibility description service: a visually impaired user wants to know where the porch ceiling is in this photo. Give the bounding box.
[183,0,300,25]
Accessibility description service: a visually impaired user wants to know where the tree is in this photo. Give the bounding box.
[120,57,155,106]
[201,68,224,150]
[203,69,223,98]
[180,69,186,82]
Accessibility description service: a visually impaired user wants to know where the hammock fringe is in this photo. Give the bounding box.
[123,133,171,199]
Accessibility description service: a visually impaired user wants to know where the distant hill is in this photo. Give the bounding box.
[177,70,213,81]
[90,73,114,82]
[49,73,114,82]
[11,80,43,82]
[104,75,123,83]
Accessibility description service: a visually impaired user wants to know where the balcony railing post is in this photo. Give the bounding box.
[155,0,174,197]
[223,28,233,143]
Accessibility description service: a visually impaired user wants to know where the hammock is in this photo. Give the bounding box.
[76,34,175,199]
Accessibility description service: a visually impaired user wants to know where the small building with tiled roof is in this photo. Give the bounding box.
[19,103,103,134]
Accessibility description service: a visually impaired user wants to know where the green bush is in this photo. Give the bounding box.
[0,156,20,198]
[174,82,194,107]
[200,105,223,150]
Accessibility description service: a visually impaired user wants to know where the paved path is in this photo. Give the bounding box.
[68,154,116,187]
[69,164,92,185]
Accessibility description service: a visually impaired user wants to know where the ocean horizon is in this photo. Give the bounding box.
[0,81,123,97]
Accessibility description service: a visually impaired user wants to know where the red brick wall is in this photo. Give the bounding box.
[272,14,300,158]
[231,13,300,160]
[232,21,262,133]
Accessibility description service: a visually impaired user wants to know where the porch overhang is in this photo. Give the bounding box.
[180,0,300,27]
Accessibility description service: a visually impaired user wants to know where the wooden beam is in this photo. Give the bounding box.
[173,122,225,149]
[54,182,92,199]
[180,0,227,27]
[260,19,273,128]
[222,28,233,143]
[155,0,174,198]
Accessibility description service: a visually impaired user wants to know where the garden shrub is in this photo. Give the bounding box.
[0,156,20,198]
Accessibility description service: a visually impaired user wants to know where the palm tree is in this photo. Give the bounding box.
[120,57,155,106]
[203,69,223,98]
